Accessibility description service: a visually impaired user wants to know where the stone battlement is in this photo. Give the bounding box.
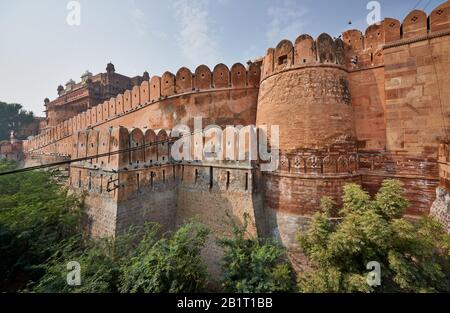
[27,62,261,152]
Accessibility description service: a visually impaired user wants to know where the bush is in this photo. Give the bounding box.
[119,222,210,293]
[298,180,450,293]
[34,222,210,293]
[0,160,83,291]
[218,214,295,293]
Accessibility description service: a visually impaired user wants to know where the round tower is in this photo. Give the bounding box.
[256,33,359,251]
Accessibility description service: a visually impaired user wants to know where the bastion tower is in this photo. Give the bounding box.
[256,33,359,253]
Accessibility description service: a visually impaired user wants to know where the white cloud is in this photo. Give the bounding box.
[130,2,167,39]
[266,0,307,43]
[173,0,220,68]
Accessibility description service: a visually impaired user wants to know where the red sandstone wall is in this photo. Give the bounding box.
[25,62,260,158]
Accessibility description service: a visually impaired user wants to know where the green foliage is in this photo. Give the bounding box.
[34,222,210,293]
[32,233,136,293]
[0,160,83,291]
[0,101,34,140]
[119,221,210,293]
[298,179,450,293]
[218,214,295,293]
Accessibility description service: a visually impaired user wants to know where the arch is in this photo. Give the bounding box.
[144,129,157,164]
[213,63,230,88]
[156,129,169,163]
[316,33,336,64]
[131,85,141,108]
[402,10,427,39]
[279,155,290,172]
[140,80,150,104]
[194,65,212,90]
[348,154,358,172]
[294,34,316,65]
[77,131,88,160]
[342,29,364,66]
[306,156,321,174]
[116,93,124,114]
[274,39,294,71]
[335,38,345,65]
[247,62,261,87]
[109,97,116,117]
[86,109,92,127]
[87,129,99,164]
[161,72,176,97]
[337,155,349,173]
[291,155,304,173]
[384,18,401,42]
[102,100,109,119]
[72,132,79,159]
[123,90,132,112]
[98,128,111,167]
[80,112,86,130]
[130,128,145,165]
[364,23,385,51]
[96,103,103,122]
[150,76,161,101]
[231,63,247,88]
[430,2,450,32]
[114,127,130,168]
[322,155,336,174]
[176,67,193,93]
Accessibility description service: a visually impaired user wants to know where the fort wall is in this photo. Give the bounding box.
[19,1,450,275]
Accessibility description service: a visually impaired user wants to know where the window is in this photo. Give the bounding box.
[278,55,288,65]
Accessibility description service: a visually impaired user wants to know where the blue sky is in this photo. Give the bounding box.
[0,0,442,115]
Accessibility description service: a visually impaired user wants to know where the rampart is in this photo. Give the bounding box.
[21,1,450,274]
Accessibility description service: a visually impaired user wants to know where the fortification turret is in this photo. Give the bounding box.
[256,33,358,251]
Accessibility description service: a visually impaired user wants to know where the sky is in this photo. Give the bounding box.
[0,0,443,115]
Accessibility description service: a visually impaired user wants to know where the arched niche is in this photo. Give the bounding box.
[430,2,450,32]
[247,62,261,87]
[140,81,150,104]
[231,63,247,88]
[161,72,176,97]
[384,18,401,43]
[274,39,294,71]
[176,67,193,93]
[402,10,428,39]
[131,85,141,108]
[295,34,316,65]
[213,63,230,88]
[317,33,336,64]
[144,129,157,164]
[156,129,169,163]
[150,76,161,101]
[123,90,132,112]
[194,65,212,90]
[130,128,145,165]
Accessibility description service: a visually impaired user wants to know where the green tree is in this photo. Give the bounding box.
[32,231,138,293]
[0,160,83,291]
[119,222,210,293]
[34,222,210,293]
[298,180,450,293]
[218,214,295,293]
[0,101,34,140]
